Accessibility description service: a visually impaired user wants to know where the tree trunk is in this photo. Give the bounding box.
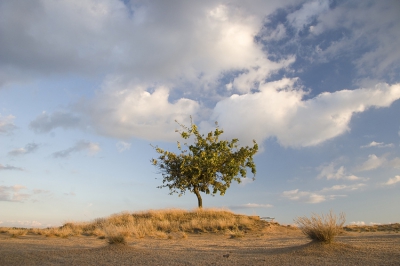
[193,186,203,208]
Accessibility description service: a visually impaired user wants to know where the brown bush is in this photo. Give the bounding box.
[294,210,345,244]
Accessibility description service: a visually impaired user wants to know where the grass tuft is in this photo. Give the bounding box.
[104,226,127,245]
[9,229,28,238]
[294,210,345,244]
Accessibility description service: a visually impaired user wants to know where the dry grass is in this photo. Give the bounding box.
[104,225,127,245]
[294,210,345,244]
[8,229,28,238]
[8,208,260,242]
[344,223,400,233]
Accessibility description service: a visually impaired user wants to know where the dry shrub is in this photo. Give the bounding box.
[153,230,168,239]
[178,231,187,239]
[104,226,127,245]
[295,210,345,244]
[0,227,9,234]
[43,228,57,237]
[9,229,28,238]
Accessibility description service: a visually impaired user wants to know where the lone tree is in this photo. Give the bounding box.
[151,119,258,208]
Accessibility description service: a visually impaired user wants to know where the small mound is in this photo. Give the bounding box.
[290,241,359,257]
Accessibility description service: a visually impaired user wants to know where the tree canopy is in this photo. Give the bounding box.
[151,119,258,208]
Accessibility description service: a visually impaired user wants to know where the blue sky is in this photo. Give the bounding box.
[1,0,400,228]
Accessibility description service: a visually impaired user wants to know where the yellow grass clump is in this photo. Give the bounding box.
[294,210,345,244]
[8,229,28,238]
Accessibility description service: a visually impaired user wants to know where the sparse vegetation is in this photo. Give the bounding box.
[294,210,346,244]
[8,229,28,238]
[344,223,400,233]
[104,226,127,245]
[2,209,261,241]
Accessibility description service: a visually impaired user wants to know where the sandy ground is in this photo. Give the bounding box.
[1,229,399,265]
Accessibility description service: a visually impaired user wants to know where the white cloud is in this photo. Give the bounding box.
[4,1,400,150]
[282,189,327,204]
[0,185,29,202]
[82,79,200,141]
[384,176,400,186]
[0,114,16,134]
[230,57,295,93]
[116,141,131,152]
[308,1,400,79]
[208,82,400,147]
[8,143,39,156]
[260,23,287,41]
[1,220,43,228]
[361,141,394,148]
[350,221,366,226]
[320,183,366,192]
[229,203,273,209]
[356,154,387,172]
[0,1,293,89]
[282,183,364,204]
[317,163,360,180]
[52,140,100,158]
[287,0,330,31]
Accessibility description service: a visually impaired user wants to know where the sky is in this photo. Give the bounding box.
[1,0,400,228]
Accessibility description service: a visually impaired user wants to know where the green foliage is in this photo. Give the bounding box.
[152,119,258,208]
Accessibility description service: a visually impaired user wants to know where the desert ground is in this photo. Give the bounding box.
[1,210,399,265]
[1,223,399,265]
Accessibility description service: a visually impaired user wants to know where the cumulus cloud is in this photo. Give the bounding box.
[282,183,364,204]
[320,183,366,192]
[82,79,200,140]
[229,203,273,209]
[207,82,400,147]
[0,1,293,88]
[4,0,400,149]
[0,114,16,134]
[29,111,81,133]
[356,154,387,172]
[52,140,100,158]
[116,141,131,152]
[0,185,29,202]
[384,176,400,186]
[8,143,39,156]
[361,141,394,148]
[0,164,23,171]
[282,189,327,203]
[0,220,43,228]
[350,221,366,226]
[317,162,360,181]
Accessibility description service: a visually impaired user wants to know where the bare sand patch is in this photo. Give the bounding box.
[1,227,399,265]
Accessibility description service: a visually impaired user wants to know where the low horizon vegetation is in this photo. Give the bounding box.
[1,209,398,245]
[0,208,263,242]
